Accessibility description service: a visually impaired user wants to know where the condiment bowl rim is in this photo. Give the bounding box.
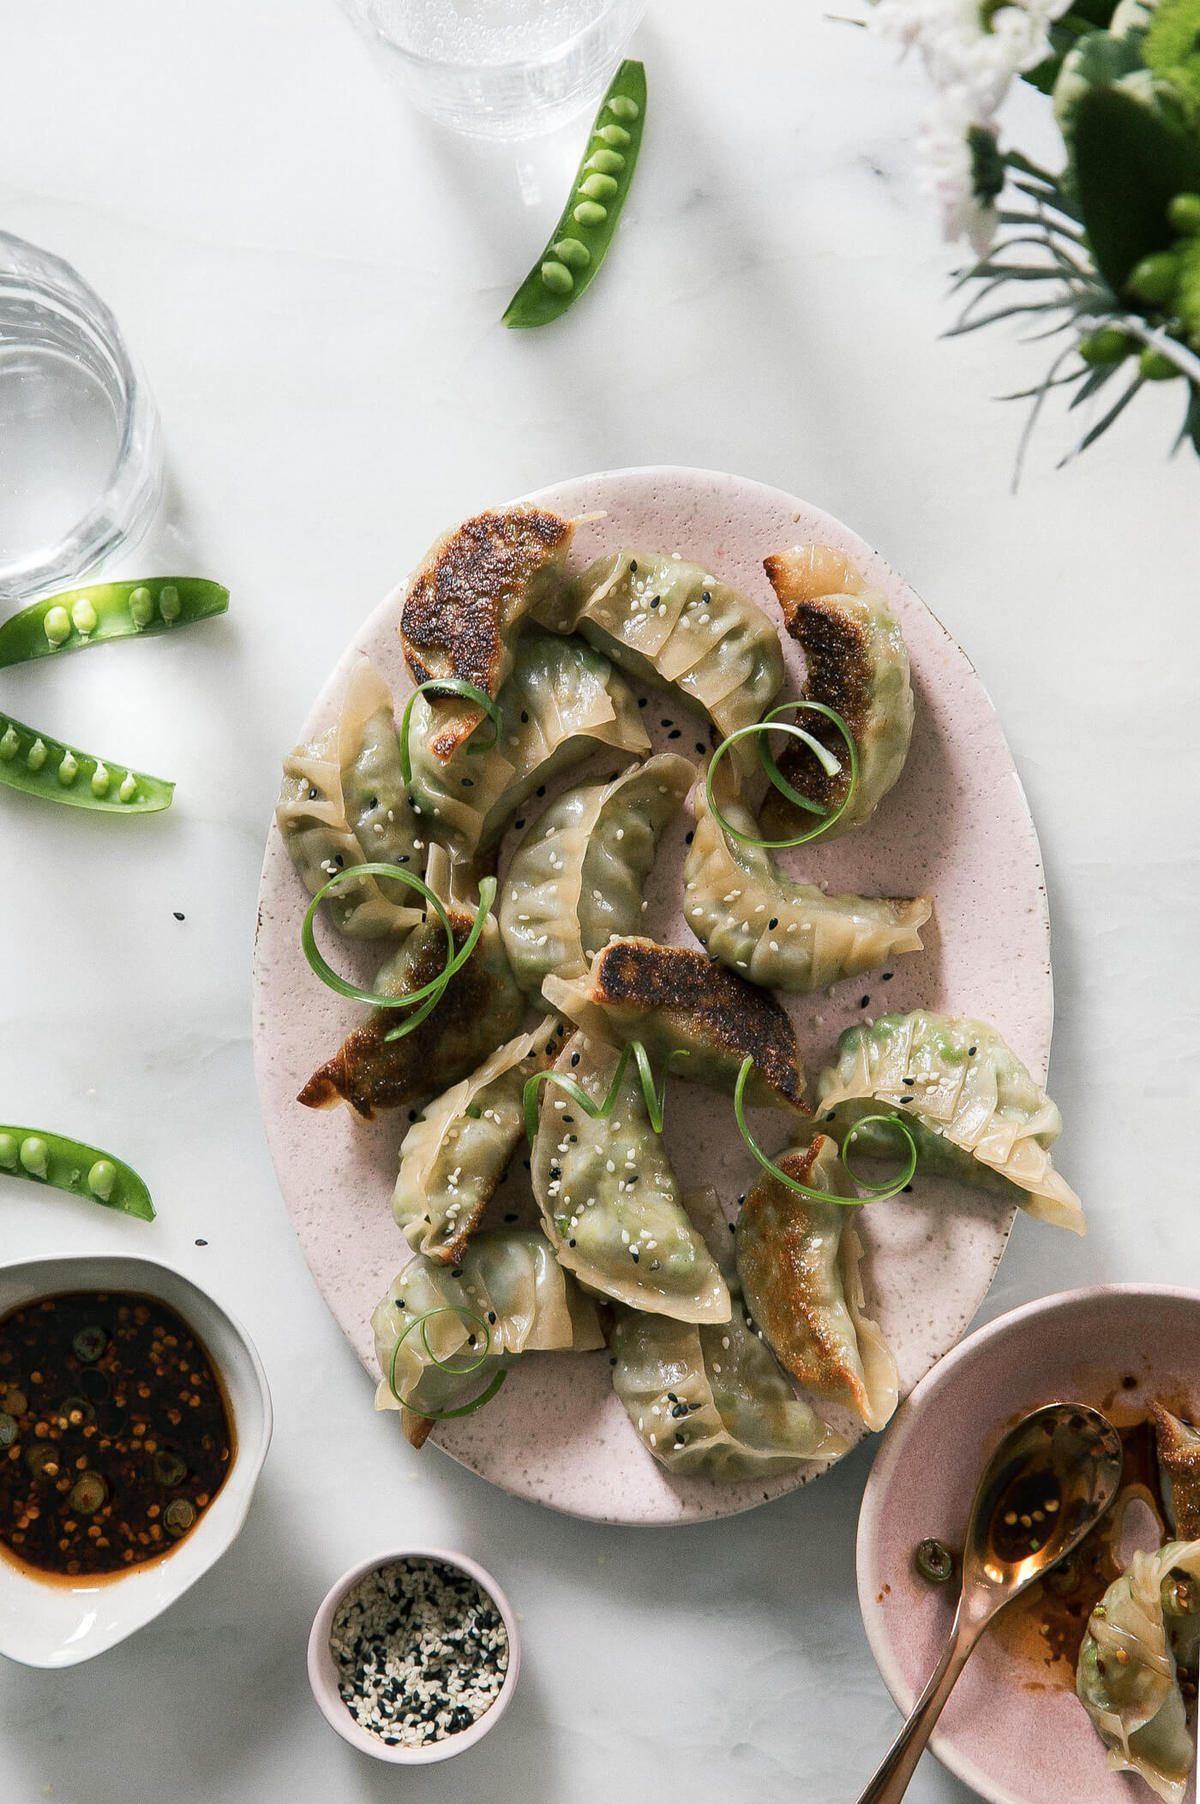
[307,1544,521,1764]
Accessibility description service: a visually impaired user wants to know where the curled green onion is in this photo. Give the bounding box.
[398,679,504,783]
[523,1042,688,1144]
[733,1059,917,1204]
[301,863,497,1043]
[706,703,859,851]
[388,1305,508,1422]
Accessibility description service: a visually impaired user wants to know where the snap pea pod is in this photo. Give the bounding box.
[0,708,173,813]
[0,577,228,669]
[502,59,646,329]
[0,1128,155,1221]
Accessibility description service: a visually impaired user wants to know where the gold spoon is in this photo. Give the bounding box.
[856,1400,1124,1804]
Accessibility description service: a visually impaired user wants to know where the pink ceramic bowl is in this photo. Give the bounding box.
[857,1284,1200,1804]
[307,1546,520,1764]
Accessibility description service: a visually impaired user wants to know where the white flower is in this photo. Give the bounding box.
[916,93,1004,254]
[872,0,1071,118]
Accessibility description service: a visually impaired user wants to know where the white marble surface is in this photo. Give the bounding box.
[1,3,1197,1801]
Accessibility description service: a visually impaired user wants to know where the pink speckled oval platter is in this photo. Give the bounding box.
[252,465,1055,1525]
[857,1286,1200,1804]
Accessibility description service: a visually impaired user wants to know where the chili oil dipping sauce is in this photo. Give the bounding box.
[307,1548,521,1764]
[0,1290,233,1579]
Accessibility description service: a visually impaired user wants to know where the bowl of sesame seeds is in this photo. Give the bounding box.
[307,1547,520,1762]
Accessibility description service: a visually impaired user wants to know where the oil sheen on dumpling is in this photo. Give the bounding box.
[541,551,783,773]
[758,545,914,843]
[684,774,931,993]
[372,1230,605,1449]
[298,904,525,1119]
[277,658,425,938]
[393,1016,564,1263]
[530,1032,730,1323]
[815,1012,1085,1234]
[399,505,576,759]
[1077,1539,1200,1804]
[543,936,807,1113]
[611,1188,847,1480]
[499,754,694,1002]
[403,632,649,859]
[734,1135,899,1433]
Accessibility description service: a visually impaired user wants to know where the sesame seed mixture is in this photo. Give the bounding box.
[330,1557,508,1746]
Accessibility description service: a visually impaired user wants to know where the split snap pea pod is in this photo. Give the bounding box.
[502,59,646,329]
[0,578,228,669]
[0,708,173,813]
[0,1128,155,1221]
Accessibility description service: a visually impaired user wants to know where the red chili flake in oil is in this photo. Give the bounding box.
[0,1291,233,1579]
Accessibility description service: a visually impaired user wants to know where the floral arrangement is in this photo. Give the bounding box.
[868,0,1200,467]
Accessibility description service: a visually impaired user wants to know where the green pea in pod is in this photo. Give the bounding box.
[0,578,228,669]
[0,710,173,813]
[0,1128,155,1220]
[503,60,647,329]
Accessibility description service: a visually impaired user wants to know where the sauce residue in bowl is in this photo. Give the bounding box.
[918,1414,1173,1688]
[0,1290,233,1580]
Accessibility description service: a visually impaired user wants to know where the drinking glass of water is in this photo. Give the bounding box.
[0,234,162,603]
[345,0,647,138]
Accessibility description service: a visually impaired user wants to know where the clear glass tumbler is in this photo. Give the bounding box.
[0,233,163,602]
[345,0,647,139]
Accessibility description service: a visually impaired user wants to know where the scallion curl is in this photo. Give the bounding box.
[388,1304,507,1422]
[301,864,497,1044]
[706,703,859,851]
[398,679,504,783]
[523,1042,688,1144]
[733,1059,916,1204]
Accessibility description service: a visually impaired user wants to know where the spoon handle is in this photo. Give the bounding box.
[854,1610,983,1804]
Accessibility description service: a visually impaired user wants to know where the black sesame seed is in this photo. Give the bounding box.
[685,830,694,844]
[768,917,778,930]
[570,1051,580,1067]
[629,560,638,573]
[881,971,894,981]
[638,697,648,708]
[667,729,682,740]
[860,995,870,1008]
[514,819,525,830]
[173,910,185,921]
[695,743,705,755]
[504,1212,518,1222]
[521,710,530,723]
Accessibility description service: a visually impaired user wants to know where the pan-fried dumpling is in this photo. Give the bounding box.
[393,1016,564,1263]
[399,505,576,759]
[1154,1406,1200,1540]
[543,936,807,1113]
[530,1032,730,1323]
[403,631,649,859]
[734,1135,899,1432]
[815,1012,1085,1234]
[276,658,425,938]
[611,1188,847,1479]
[540,551,783,774]
[499,754,694,1001]
[372,1230,605,1449]
[1077,1539,1200,1804]
[758,546,914,842]
[684,773,931,993]
[298,903,525,1118]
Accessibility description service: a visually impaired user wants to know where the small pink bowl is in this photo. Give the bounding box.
[857,1284,1200,1804]
[307,1546,520,1764]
